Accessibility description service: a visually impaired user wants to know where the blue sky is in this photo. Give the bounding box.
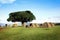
[0,0,60,23]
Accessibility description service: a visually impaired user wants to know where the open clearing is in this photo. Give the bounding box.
[0,26,60,40]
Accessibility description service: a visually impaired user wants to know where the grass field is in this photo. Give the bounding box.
[0,26,60,40]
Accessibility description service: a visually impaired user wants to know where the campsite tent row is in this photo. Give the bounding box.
[0,22,55,28]
[12,22,55,28]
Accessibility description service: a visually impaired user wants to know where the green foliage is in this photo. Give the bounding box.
[7,10,36,22]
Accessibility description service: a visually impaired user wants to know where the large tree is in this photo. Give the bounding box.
[7,10,36,27]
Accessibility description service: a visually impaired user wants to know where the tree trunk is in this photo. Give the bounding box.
[22,22,26,27]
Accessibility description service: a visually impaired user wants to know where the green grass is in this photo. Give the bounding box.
[0,26,60,40]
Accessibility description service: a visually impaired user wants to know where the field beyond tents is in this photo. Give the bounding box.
[0,26,60,40]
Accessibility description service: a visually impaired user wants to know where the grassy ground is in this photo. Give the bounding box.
[0,26,60,40]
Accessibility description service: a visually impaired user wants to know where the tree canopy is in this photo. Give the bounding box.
[7,10,36,23]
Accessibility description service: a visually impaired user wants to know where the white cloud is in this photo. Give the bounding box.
[0,0,16,4]
[30,17,60,23]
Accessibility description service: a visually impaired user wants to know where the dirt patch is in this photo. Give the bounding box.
[0,28,3,31]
